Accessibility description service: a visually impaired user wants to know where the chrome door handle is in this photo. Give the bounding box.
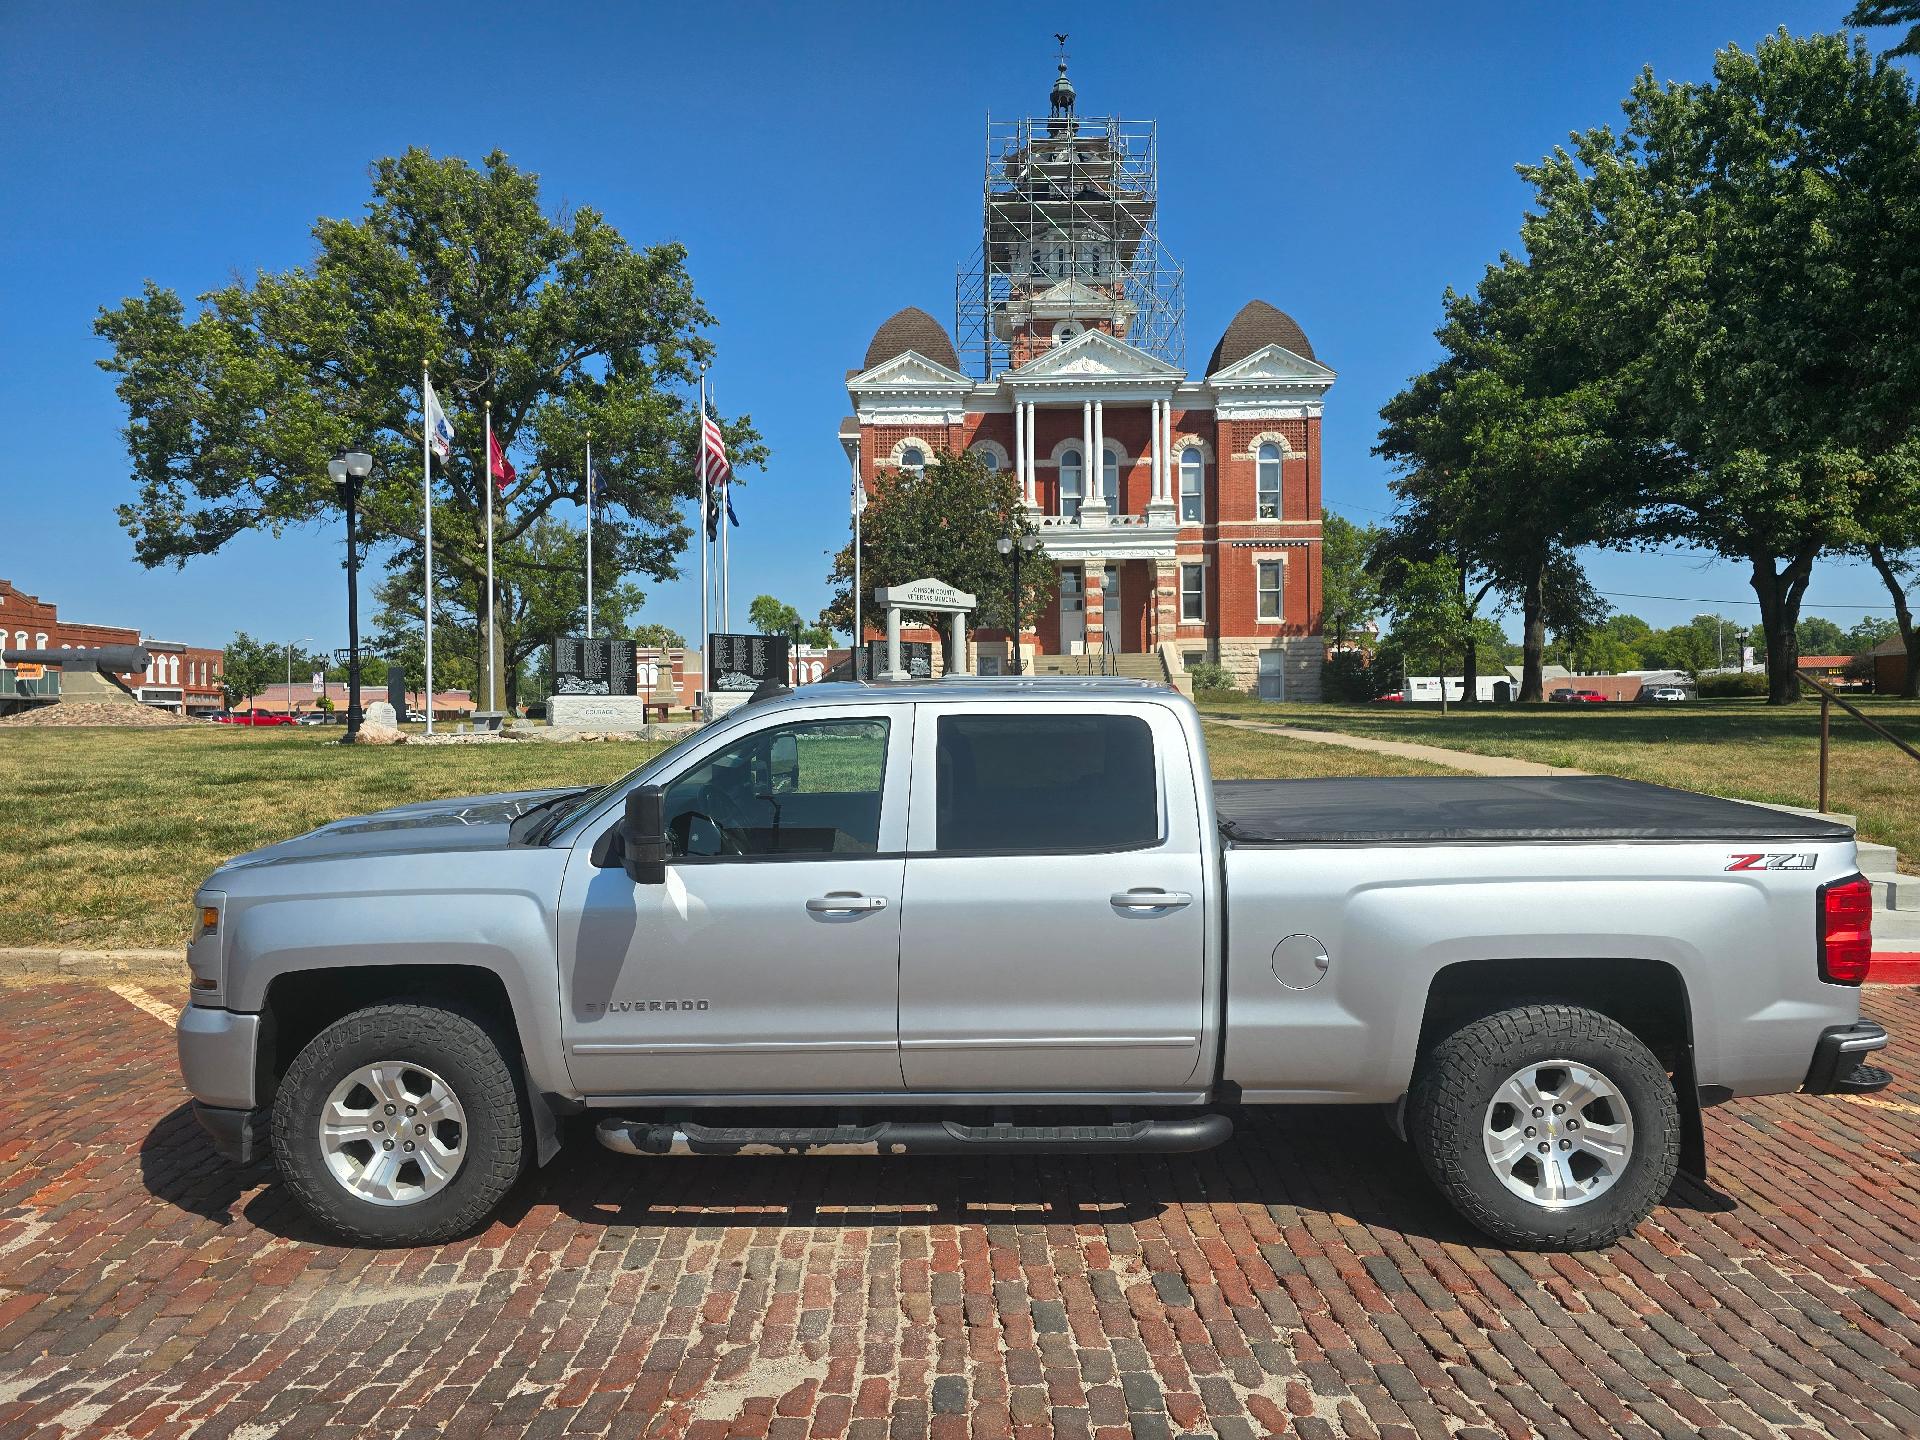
[807,893,888,913]
[1110,889,1193,910]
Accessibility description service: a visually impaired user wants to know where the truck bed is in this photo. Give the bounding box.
[1213,775,1854,846]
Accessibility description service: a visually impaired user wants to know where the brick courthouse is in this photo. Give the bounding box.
[841,56,1333,698]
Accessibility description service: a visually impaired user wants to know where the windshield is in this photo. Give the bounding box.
[530,721,721,842]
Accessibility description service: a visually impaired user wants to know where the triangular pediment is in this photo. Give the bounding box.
[848,349,973,390]
[1009,328,1184,381]
[1208,341,1336,384]
[1027,278,1115,308]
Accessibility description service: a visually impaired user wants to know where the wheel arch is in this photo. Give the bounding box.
[1408,956,1706,1177]
[256,963,564,1166]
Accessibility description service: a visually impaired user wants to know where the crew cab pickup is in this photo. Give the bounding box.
[176,679,1893,1249]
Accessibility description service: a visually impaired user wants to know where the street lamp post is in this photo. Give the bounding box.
[328,452,374,742]
[996,531,1040,675]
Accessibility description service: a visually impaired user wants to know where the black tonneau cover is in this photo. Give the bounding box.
[1214,775,1854,846]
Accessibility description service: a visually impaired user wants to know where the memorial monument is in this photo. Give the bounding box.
[546,635,652,730]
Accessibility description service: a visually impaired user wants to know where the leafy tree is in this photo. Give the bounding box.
[822,450,1051,672]
[1519,32,1920,702]
[1643,614,1752,677]
[1382,556,1474,714]
[1375,255,1645,702]
[747,594,831,647]
[95,147,763,696]
[1849,1,1920,57]
[1843,613,1901,652]
[221,632,281,710]
[629,622,688,649]
[1794,616,1850,656]
[1319,512,1384,652]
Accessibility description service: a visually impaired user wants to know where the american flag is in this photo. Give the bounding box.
[700,411,732,487]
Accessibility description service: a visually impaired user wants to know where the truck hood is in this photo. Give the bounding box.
[217,788,588,869]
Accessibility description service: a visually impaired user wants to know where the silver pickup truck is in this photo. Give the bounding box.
[176,679,1892,1249]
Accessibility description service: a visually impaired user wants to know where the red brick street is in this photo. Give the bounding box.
[2,980,1917,1440]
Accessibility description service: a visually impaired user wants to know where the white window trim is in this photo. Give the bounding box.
[1176,444,1206,523]
[1055,440,1087,518]
[1253,553,1287,624]
[1178,560,1207,624]
[1246,430,1293,523]
[969,439,1010,472]
[888,437,934,475]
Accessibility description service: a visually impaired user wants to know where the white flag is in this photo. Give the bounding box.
[424,375,454,463]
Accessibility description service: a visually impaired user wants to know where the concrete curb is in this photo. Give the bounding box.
[0,947,181,981]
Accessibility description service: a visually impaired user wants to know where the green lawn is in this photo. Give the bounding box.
[1199,693,1920,871]
[1,720,1436,952]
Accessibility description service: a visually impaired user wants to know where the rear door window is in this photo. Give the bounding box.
[933,713,1160,853]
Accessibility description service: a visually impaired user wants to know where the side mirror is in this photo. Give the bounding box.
[621,784,668,884]
[769,732,799,793]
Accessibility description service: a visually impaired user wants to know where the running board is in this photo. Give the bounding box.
[595,1113,1233,1158]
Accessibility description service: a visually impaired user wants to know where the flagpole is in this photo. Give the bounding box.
[714,370,729,631]
[585,438,595,638]
[484,399,495,715]
[422,363,435,737]
[698,365,710,680]
[852,444,862,676]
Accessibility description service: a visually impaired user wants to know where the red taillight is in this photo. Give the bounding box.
[1819,877,1874,985]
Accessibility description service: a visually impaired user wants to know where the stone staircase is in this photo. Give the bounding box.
[1027,652,1167,683]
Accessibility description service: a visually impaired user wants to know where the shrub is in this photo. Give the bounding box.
[1321,650,1381,702]
[1696,670,1770,698]
[1186,661,1235,694]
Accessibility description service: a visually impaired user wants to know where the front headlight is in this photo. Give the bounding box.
[187,890,226,1003]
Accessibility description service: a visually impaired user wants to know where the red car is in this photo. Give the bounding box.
[215,710,297,726]
[1574,690,1608,703]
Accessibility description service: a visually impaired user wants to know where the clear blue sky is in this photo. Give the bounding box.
[0,0,1899,656]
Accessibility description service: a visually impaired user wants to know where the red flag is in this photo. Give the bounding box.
[488,428,516,494]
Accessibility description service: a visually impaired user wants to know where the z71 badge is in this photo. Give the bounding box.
[1725,853,1818,871]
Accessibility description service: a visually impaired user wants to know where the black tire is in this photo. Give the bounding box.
[1407,1004,1679,1251]
[271,1001,525,1246]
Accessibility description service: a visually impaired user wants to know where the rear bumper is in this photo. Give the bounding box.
[192,1101,270,1165]
[1802,1021,1892,1095]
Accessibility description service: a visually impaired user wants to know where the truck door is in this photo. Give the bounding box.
[556,705,910,1096]
[897,701,1208,1092]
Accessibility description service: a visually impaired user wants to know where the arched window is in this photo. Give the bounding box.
[1180,449,1203,523]
[1101,447,1120,508]
[975,448,999,471]
[1256,443,1283,519]
[1059,447,1084,519]
[899,444,928,478]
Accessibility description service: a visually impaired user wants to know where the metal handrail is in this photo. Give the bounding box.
[1796,668,1920,814]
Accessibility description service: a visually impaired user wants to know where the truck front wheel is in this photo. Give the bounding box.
[271,1001,526,1245]
[1407,1004,1679,1250]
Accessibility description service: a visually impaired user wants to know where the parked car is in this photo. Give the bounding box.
[295,712,332,725]
[1643,687,1689,703]
[1373,691,1406,703]
[1574,690,1609,704]
[176,680,1890,1250]
[215,710,296,726]
[1548,688,1576,703]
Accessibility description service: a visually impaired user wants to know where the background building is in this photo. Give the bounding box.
[1,578,221,713]
[841,57,1332,698]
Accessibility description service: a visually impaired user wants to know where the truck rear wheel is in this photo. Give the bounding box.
[1407,1004,1679,1250]
[271,1001,525,1246]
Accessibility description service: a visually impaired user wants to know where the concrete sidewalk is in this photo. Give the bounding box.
[1204,714,1586,777]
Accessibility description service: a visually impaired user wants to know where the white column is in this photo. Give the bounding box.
[884,606,902,680]
[1150,399,1163,501]
[1159,400,1172,500]
[950,612,968,674]
[1013,400,1027,504]
[1026,403,1038,504]
[1081,400,1094,493]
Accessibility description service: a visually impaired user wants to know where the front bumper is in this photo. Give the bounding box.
[1803,1021,1893,1094]
[192,1102,270,1164]
[176,1005,261,1111]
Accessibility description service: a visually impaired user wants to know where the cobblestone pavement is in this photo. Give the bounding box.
[2,981,1917,1440]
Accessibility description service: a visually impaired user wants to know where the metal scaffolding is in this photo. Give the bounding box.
[955,108,1186,380]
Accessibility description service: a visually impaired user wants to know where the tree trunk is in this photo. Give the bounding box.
[1866,543,1919,699]
[1461,636,1478,706]
[1748,548,1817,705]
[1518,563,1547,702]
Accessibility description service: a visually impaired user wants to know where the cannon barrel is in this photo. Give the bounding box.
[2,645,152,672]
